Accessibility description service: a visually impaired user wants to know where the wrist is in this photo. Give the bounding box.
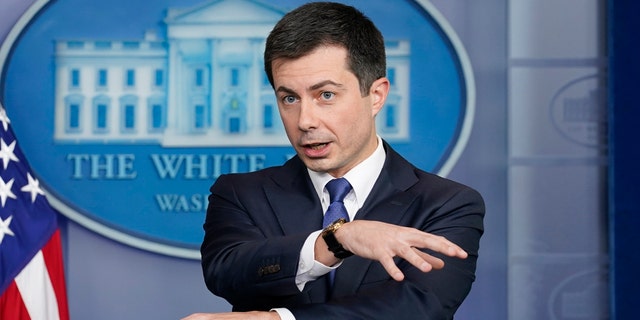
[321,218,353,259]
[269,310,282,320]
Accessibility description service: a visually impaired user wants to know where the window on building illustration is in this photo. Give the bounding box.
[93,95,111,132]
[385,40,400,50]
[97,69,108,88]
[95,41,112,49]
[154,69,164,87]
[148,97,167,132]
[229,117,240,133]
[387,68,396,87]
[151,104,163,129]
[123,41,139,49]
[194,104,205,129]
[385,104,397,129]
[230,68,239,87]
[67,41,84,49]
[195,68,204,88]
[68,103,80,130]
[263,104,274,129]
[64,95,83,132]
[70,69,80,89]
[95,103,108,131]
[119,95,138,133]
[124,104,135,130]
[125,69,135,87]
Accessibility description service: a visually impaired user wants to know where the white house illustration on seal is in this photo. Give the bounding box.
[53,0,410,147]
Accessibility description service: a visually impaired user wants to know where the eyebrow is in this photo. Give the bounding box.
[275,80,344,95]
[309,80,343,91]
[275,86,296,95]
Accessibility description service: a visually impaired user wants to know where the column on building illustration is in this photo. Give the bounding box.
[177,39,212,134]
[212,39,250,135]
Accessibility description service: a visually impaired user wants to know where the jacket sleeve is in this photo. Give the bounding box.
[200,174,310,310]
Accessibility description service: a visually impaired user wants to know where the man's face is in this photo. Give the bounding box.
[271,45,388,177]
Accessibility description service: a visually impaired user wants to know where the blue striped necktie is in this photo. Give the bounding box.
[322,178,352,286]
[323,178,352,227]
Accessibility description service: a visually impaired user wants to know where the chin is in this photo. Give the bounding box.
[301,158,332,173]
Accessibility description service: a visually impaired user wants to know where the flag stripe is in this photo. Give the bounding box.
[42,230,70,320]
[0,281,31,320]
[1,105,68,319]
[15,250,60,320]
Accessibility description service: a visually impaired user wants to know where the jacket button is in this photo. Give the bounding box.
[258,264,281,276]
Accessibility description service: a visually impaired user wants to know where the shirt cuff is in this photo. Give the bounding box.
[295,230,342,291]
[271,308,295,320]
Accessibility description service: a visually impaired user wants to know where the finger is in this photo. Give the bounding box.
[396,245,433,273]
[415,233,467,259]
[440,239,468,258]
[379,256,405,281]
[414,248,445,269]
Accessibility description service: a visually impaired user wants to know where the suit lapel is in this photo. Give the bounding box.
[263,156,324,235]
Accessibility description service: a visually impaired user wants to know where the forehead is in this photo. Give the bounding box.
[271,46,354,87]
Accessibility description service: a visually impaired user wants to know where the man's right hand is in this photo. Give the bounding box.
[315,220,468,281]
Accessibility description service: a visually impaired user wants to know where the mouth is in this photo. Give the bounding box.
[305,142,329,150]
[300,141,331,158]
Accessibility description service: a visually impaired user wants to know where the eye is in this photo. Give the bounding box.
[320,91,335,100]
[282,95,298,104]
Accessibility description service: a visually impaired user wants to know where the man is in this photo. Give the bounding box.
[183,2,484,319]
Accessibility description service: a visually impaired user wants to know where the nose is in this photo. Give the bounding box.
[297,99,318,131]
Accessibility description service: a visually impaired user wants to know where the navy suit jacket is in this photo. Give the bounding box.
[201,142,485,319]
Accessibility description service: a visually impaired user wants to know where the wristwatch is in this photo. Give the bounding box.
[321,218,353,259]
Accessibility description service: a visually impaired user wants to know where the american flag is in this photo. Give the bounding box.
[0,105,69,319]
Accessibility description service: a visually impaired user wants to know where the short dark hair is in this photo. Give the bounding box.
[264,2,386,96]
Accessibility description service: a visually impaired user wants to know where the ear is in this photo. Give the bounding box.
[369,77,390,117]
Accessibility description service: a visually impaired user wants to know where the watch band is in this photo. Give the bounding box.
[321,218,353,259]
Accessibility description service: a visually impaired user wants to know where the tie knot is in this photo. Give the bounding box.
[325,178,352,203]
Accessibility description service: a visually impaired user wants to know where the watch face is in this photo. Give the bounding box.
[332,218,347,228]
[323,218,343,233]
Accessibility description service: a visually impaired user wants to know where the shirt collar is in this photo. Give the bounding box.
[308,136,386,209]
